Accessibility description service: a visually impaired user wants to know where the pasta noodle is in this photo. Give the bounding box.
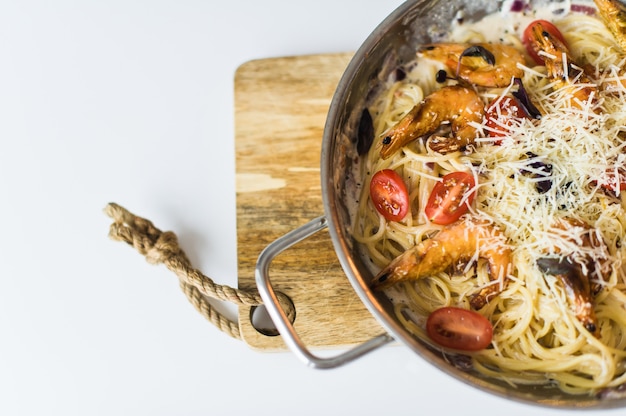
[354,4,626,395]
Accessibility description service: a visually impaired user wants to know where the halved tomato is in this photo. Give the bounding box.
[485,96,529,142]
[522,20,568,65]
[426,307,493,351]
[424,171,476,225]
[370,169,409,222]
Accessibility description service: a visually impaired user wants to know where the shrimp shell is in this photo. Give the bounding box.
[526,21,598,108]
[371,218,512,309]
[595,0,626,51]
[419,43,525,87]
[380,85,485,159]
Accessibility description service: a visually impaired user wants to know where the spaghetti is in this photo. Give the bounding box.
[354,3,626,395]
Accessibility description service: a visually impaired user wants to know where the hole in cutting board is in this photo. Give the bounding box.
[250,305,280,337]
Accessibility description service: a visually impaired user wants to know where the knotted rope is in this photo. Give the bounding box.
[104,202,295,340]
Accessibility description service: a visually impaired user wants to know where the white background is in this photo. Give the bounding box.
[1,1,623,415]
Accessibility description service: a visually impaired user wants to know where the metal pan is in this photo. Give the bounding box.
[256,0,626,409]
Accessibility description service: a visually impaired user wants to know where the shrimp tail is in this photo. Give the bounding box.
[371,240,438,290]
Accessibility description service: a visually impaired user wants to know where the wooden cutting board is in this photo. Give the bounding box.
[234,53,386,351]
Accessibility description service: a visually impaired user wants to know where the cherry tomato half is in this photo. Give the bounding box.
[522,20,568,65]
[370,169,409,222]
[426,307,493,351]
[485,96,529,142]
[424,171,476,225]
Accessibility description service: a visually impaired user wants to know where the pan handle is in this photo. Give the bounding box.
[255,216,394,369]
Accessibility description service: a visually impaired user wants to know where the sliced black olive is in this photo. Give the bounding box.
[459,45,496,66]
[356,108,375,155]
[394,67,407,82]
[535,177,553,194]
[512,78,542,120]
[536,257,578,277]
[435,69,448,83]
[521,152,553,193]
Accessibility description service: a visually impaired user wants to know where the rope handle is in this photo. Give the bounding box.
[104,202,295,340]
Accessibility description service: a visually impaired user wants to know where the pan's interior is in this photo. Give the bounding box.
[321,0,626,409]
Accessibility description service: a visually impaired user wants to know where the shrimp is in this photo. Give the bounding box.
[419,43,525,87]
[536,218,611,335]
[537,257,598,335]
[380,85,484,159]
[595,0,626,51]
[592,0,626,92]
[526,21,598,108]
[371,219,512,309]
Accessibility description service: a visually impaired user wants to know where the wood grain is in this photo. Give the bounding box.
[235,54,385,351]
